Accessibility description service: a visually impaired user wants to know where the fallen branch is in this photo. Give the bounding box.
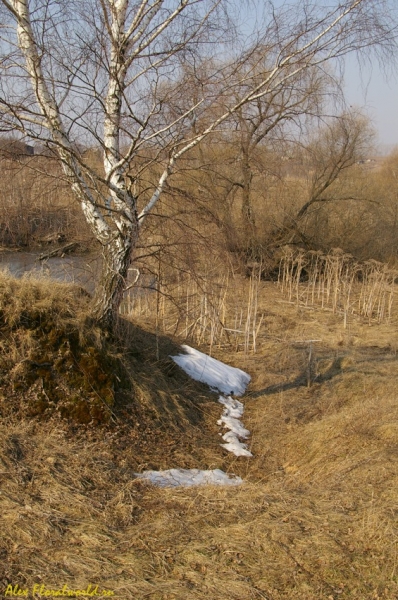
[38,242,79,261]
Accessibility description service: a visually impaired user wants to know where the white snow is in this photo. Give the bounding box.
[134,346,252,488]
[172,345,252,457]
[136,468,242,487]
[171,344,250,396]
[217,396,253,457]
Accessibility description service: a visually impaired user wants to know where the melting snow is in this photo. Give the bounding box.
[172,345,252,457]
[134,345,252,488]
[217,396,252,457]
[171,344,250,396]
[136,468,242,487]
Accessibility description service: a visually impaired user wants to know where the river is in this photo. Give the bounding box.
[0,250,101,293]
[0,250,155,315]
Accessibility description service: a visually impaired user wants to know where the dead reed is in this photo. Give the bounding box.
[0,155,93,247]
[120,246,397,354]
[120,264,264,354]
[278,247,397,325]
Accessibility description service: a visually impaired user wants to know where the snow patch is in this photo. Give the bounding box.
[172,345,252,457]
[136,468,242,488]
[217,395,253,457]
[171,344,250,396]
[134,346,252,488]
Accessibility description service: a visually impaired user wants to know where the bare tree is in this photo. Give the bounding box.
[272,110,375,250]
[0,0,395,328]
[220,61,331,235]
[163,61,334,261]
[297,111,375,220]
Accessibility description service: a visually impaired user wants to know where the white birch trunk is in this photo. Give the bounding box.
[12,0,137,328]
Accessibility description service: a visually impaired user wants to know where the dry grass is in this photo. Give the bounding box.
[1,277,398,599]
[0,270,118,423]
[278,248,398,325]
[121,265,264,354]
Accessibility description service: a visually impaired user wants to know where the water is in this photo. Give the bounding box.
[0,251,101,294]
[0,251,156,309]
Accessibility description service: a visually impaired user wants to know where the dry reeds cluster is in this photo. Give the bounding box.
[120,245,397,356]
[120,264,264,354]
[278,247,397,325]
[0,155,94,248]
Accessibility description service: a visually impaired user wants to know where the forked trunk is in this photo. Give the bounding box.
[91,231,136,330]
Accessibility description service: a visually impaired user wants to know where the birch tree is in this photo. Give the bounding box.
[0,0,395,328]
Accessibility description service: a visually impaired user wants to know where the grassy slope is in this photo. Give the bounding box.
[1,276,398,599]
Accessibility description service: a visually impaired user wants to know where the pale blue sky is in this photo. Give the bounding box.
[239,0,398,152]
[343,57,398,151]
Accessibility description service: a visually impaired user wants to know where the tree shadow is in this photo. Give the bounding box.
[249,348,398,399]
[113,317,217,431]
[248,356,353,399]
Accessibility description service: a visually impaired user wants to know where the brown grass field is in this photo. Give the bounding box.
[1,271,398,599]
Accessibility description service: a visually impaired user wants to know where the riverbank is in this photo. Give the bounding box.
[2,272,398,598]
[0,248,101,293]
[0,269,219,439]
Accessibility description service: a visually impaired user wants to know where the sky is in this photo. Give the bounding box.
[238,0,398,154]
[343,56,398,152]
